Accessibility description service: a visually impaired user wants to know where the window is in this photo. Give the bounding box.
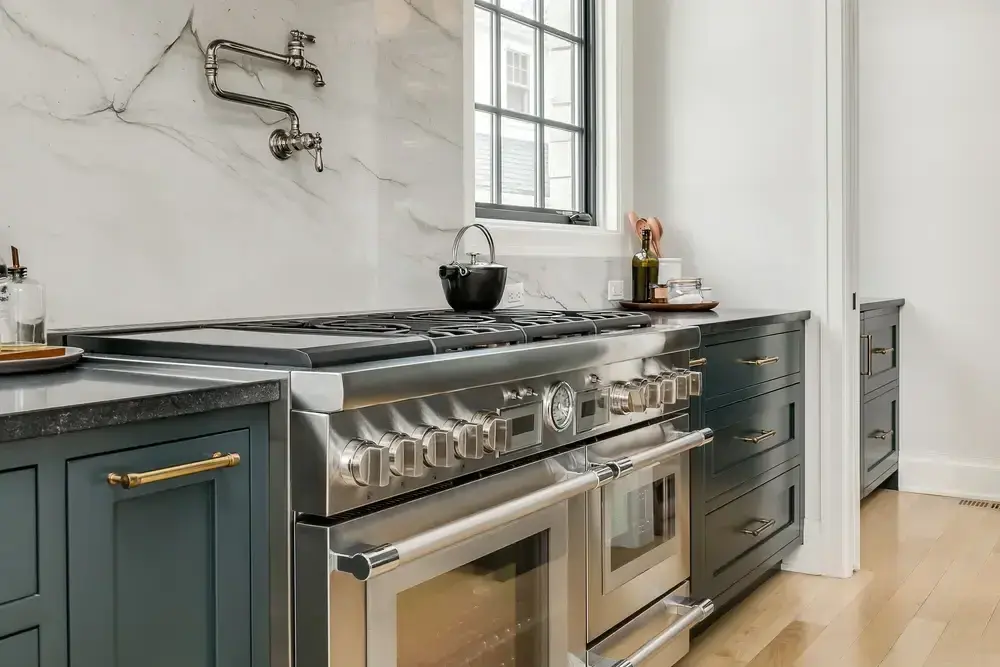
[474,0,596,225]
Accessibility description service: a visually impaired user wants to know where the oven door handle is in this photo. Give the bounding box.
[609,597,715,667]
[331,428,714,581]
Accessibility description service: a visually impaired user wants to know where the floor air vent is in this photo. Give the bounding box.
[959,499,1000,510]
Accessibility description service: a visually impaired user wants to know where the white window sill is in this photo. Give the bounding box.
[462,219,628,258]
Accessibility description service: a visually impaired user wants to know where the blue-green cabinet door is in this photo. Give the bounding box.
[67,430,252,667]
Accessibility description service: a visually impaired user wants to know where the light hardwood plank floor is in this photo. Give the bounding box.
[678,490,1000,667]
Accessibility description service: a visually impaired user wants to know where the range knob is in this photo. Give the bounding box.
[673,370,690,401]
[412,425,455,468]
[610,381,647,415]
[644,377,664,407]
[340,439,390,488]
[687,370,703,397]
[657,372,679,406]
[379,432,425,478]
[473,411,510,454]
[445,419,484,460]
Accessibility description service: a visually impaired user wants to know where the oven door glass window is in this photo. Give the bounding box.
[602,463,678,592]
[367,506,568,667]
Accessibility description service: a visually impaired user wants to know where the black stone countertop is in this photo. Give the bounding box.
[0,363,281,443]
[647,308,811,336]
[860,297,905,312]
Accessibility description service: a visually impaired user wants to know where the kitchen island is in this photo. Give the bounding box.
[0,360,284,667]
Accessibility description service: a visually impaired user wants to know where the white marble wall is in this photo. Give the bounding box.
[0,0,467,328]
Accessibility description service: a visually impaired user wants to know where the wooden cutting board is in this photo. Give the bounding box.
[0,345,67,361]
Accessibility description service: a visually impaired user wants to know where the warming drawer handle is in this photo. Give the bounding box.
[739,356,779,366]
[610,597,715,667]
[740,518,776,537]
[107,452,241,490]
[331,428,715,581]
[738,429,777,445]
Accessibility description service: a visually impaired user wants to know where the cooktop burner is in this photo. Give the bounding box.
[67,309,653,368]
[223,309,650,348]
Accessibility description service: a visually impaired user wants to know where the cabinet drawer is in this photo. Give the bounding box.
[0,628,39,667]
[0,468,37,606]
[703,467,802,597]
[703,333,802,399]
[862,311,899,395]
[862,385,899,497]
[700,384,803,500]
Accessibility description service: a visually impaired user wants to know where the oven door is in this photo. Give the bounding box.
[587,414,691,640]
[294,450,585,667]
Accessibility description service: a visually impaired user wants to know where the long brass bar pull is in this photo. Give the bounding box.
[107,452,241,489]
[739,356,779,366]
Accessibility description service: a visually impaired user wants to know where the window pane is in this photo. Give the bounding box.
[500,0,536,20]
[543,0,579,35]
[475,112,495,204]
[544,126,578,210]
[474,8,494,105]
[543,34,578,124]
[500,18,537,115]
[501,117,538,207]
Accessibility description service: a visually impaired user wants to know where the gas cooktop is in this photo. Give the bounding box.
[67,309,653,369]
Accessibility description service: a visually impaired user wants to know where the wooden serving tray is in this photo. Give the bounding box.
[617,301,720,312]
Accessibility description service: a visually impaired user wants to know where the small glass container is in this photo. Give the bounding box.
[7,247,45,345]
[667,278,703,304]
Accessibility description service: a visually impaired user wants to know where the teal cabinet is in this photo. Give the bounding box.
[67,431,253,667]
[0,404,271,667]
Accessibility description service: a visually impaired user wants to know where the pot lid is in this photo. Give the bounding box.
[444,223,506,270]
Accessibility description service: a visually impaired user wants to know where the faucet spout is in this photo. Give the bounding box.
[302,59,326,87]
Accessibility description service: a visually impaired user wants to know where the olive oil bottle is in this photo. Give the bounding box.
[631,228,659,302]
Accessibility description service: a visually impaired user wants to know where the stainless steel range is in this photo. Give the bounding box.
[63,309,716,667]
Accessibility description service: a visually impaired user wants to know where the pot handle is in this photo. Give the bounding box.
[450,223,497,265]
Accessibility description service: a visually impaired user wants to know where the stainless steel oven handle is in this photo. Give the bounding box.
[332,428,714,581]
[610,597,715,667]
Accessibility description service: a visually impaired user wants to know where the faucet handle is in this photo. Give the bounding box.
[290,30,316,44]
[311,133,324,173]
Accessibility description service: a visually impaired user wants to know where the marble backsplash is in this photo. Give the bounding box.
[0,0,471,328]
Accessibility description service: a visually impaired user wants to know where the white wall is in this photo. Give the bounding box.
[633,0,845,575]
[860,0,1000,500]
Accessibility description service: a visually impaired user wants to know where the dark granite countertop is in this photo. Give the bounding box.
[648,308,811,336]
[0,363,281,443]
[860,297,905,312]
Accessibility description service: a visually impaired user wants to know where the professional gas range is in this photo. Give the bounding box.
[63,308,716,667]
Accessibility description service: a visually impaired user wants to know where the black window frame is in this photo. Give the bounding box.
[474,0,598,227]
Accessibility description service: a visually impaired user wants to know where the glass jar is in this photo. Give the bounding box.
[8,267,45,345]
[667,278,703,304]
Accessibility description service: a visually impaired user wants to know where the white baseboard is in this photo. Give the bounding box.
[899,455,1000,502]
[780,519,853,578]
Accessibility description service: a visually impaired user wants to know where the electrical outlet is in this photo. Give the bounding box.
[607,280,625,301]
[502,282,525,308]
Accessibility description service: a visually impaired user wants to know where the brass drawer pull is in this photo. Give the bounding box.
[870,429,894,441]
[873,347,894,356]
[741,518,776,537]
[739,356,779,366]
[107,452,241,489]
[738,429,777,444]
[689,357,708,368]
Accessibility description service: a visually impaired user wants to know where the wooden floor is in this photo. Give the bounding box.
[678,490,1000,667]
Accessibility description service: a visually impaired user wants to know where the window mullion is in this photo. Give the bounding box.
[535,23,545,209]
[493,6,503,205]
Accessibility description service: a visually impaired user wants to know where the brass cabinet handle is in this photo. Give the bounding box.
[873,347,894,356]
[738,429,777,444]
[107,452,241,489]
[689,357,708,368]
[739,356,779,366]
[862,334,873,376]
[870,429,894,441]
[741,518,776,537]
